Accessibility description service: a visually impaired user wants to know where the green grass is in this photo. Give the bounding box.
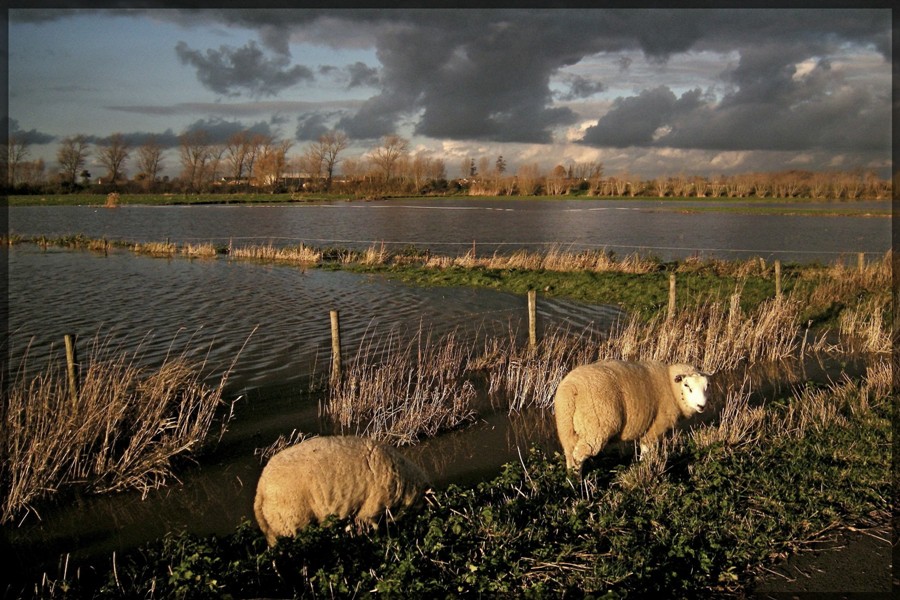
[344,262,779,315]
[31,364,891,598]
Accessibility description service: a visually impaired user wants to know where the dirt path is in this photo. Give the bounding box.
[751,520,894,598]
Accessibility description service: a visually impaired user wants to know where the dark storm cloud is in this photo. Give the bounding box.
[581,87,705,147]
[13,8,890,154]
[346,62,380,88]
[557,75,606,101]
[181,118,275,144]
[175,40,314,97]
[581,39,890,155]
[6,118,55,145]
[82,130,182,149]
[295,113,334,141]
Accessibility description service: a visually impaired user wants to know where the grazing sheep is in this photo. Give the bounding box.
[553,360,709,474]
[254,435,429,546]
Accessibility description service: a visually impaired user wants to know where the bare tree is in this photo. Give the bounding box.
[18,159,46,187]
[546,164,568,195]
[178,130,212,192]
[516,163,541,195]
[478,156,491,180]
[369,134,409,182]
[6,134,30,187]
[97,133,130,183]
[299,145,324,187]
[136,136,164,187]
[428,157,447,181]
[308,130,349,189]
[341,157,362,180]
[56,134,91,186]
[224,131,253,182]
[256,139,293,189]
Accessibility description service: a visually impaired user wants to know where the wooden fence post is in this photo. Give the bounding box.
[528,289,537,350]
[667,273,676,320]
[858,252,865,273]
[775,260,782,299]
[330,310,342,387]
[64,334,79,404]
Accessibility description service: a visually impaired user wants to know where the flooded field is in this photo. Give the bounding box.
[8,198,891,263]
[2,200,891,590]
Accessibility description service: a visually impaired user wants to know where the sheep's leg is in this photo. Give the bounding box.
[572,433,610,472]
[638,435,660,460]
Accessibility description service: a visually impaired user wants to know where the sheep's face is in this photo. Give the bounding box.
[675,372,709,414]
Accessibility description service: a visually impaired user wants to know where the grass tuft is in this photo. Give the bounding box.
[0,333,240,524]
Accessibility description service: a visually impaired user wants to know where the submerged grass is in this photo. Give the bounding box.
[324,326,477,445]
[33,357,891,598]
[0,333,243,525]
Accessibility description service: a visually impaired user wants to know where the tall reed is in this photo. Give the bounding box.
[1,334,240,524]
[487,288,801,411]
[423,245,659,274]
[181,242,219,258]
[323,326,477,445]
[229,243,322,264]
[838,295,891,354]
[133,241,176,257]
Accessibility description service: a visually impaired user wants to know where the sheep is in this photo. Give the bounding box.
[553,360,709,475]
[254,435,429,546]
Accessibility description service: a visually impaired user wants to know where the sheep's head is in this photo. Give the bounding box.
[674,371,709,414]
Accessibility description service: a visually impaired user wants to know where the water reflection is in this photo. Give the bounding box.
[8,198,891,263]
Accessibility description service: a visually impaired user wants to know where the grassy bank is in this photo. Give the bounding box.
[4,238,892,596]
[33,359,891,598]
[8,233,890,320]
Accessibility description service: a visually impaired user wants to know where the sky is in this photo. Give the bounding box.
[6,7,894,181]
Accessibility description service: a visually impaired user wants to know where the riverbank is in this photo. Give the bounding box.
[5,192,892,216]
[3,242,892,597]
[18,360,891,597]
[6,233,891,324]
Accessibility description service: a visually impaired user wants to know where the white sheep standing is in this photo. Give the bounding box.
[553,360,710,475]
[254,435,429,546]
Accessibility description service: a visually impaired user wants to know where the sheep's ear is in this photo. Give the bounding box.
[674,374,684,383]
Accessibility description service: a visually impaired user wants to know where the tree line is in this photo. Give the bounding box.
[3,129,892,200]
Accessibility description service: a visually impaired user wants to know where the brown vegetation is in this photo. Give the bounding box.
[324,327,477,445]
[228,243,322,264]
[1,334,239,524]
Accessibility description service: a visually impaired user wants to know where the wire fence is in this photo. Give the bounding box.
[14,230,884,263]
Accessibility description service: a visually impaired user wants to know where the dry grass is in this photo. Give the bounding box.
[323,327,477,445]
[423,245,658,274]
[771,357,891,440]
[838,295,891,354]
[691,378,765,451]
[486,288,801,411]
[360,243,389,266]
[133,241,177,257]
[181,243,219,258]
[254,430,314,464]
[229,243,322,264]
[485,325,602,412]
[105,192,120,208]
[0,334,240,524]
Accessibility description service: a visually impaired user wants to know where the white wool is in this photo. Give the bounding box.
[553,360,709,475]
[254,435,429,546]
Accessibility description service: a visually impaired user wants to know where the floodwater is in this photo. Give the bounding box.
[2,198,890,588]
[7,197,892,263]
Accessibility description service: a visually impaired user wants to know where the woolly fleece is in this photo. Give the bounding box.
[254,435,428,546]
[554,360,708,474]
